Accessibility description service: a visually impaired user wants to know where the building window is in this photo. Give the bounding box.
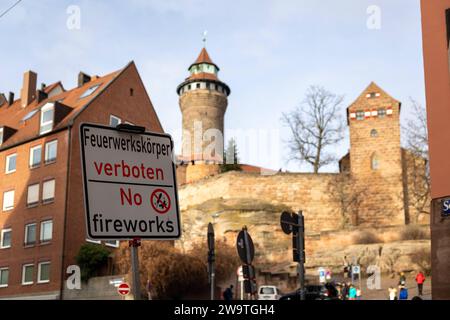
[22,264,34,285]
[371,154,380,170]
[40,104,54,135]
[38,262,50,283]
[5,153,17,174]
[42,180,55,204]
[80,84,100,99]
[2,190,14,211]
[27,184,40,207]
[370,129,378,137]
[0,268,9,288]
[0,128,3,146]
[24,223,36,246]
[187,84,191,90]
[29,145,42,168]
[110,115,121,127]
[196,83,200,89]
[356,110,364,120]
[206,83,210,89]
[377,108,386,118]
[0,229,11,249]
[44,140,57,163]
[40,220,53,243]
[105,240,119,248]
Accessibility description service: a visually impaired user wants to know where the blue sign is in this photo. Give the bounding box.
[442,199,450,217]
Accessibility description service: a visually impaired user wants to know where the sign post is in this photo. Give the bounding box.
[236,227,257,299]
[80,123,181,300]
[207,223,215,300]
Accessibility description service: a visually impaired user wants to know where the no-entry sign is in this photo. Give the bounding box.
[80,123,181,239]
[118,283,131,296]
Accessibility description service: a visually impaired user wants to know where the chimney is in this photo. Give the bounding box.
[8,92,14,106]
[78,72,91,87]
[0,93,6,107]
[20,70,37,108]
[36,90,48,103]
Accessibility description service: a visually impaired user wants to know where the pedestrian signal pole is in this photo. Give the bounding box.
[207,223,215,300]
[280,211,306,300]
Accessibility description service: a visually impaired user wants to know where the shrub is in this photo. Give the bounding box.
[352,230,382,244]
[399,225,429,241]
[76,243,110,281]
[410,248,431,276]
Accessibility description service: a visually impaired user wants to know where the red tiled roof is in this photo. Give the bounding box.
[194,48,214,65]
[0,67,124,149]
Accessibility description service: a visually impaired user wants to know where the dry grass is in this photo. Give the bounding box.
[399,225,429,241]
[351,230,383,244]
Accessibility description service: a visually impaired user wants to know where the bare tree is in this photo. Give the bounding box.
[402,99,431,220]
[282,85,344,173]
[328,172,367,228]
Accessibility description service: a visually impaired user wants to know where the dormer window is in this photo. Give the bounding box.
[40,103,54,135]
[79,84,100,99]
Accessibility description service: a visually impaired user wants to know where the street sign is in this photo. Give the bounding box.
[318,267,326,284]
[118,283,131,296]
[237,266,244,282]
[352,265,361,274]
[442,198,450,217]
[236,228,255,264]
[79,123,181,239]
[280,211,294,235]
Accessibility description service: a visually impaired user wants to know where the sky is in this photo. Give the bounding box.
[0,0,425,172]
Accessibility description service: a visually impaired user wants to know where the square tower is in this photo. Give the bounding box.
[347,82,405,226]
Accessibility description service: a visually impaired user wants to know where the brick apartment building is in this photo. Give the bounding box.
[421,0,450,299]
[0,62,164,299]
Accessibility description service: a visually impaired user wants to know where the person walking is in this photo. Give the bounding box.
[223,285,234,301]
[415,271,426,296]
[348,285,357,300]
[398,285,408,300]
[341,283,349,300]
[398,272,406,286]
[388,286,397,300]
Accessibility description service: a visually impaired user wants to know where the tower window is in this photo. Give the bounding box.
[206,83,210,89]
[356,110,364,120]
[377,108,386,118]
[371,154,380,170]
[370,129,378,137]
[188,85,191,90]
[196,83,200,89]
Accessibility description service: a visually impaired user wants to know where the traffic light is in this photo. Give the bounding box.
[242,264,256,280]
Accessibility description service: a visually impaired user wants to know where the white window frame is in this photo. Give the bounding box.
[27,184,40,207]
[2,190,14,212]
[37,261,50,284]
[24,223,37,246]
[109,115,121,127]
[29,145,42,168]
[44,140,57,163]
[86,238,101,244]
[0,267,9,288]
[0,127,3,146]
[0,229,12,249]
[42,179,55,204]
[40,220,53,243]
[22,264,34,285]
[5,153,17,174]
[40,104,54,135]
[105,240,119,248]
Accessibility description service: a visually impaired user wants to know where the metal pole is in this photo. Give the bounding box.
[210,263,215,300]
[298,212,306,301]
[130,239,141,300]
[243,228,254,300]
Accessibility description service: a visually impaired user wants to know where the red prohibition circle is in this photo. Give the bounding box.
[118,283,130,296]
[150,189,171,214]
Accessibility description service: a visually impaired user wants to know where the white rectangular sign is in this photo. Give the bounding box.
[80,123,181,239]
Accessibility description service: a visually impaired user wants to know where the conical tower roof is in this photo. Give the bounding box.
[189,48,220,71]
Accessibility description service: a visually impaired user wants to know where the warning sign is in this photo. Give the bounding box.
[79,123,181,239]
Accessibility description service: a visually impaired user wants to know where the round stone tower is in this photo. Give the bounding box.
[177,47,230,183]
